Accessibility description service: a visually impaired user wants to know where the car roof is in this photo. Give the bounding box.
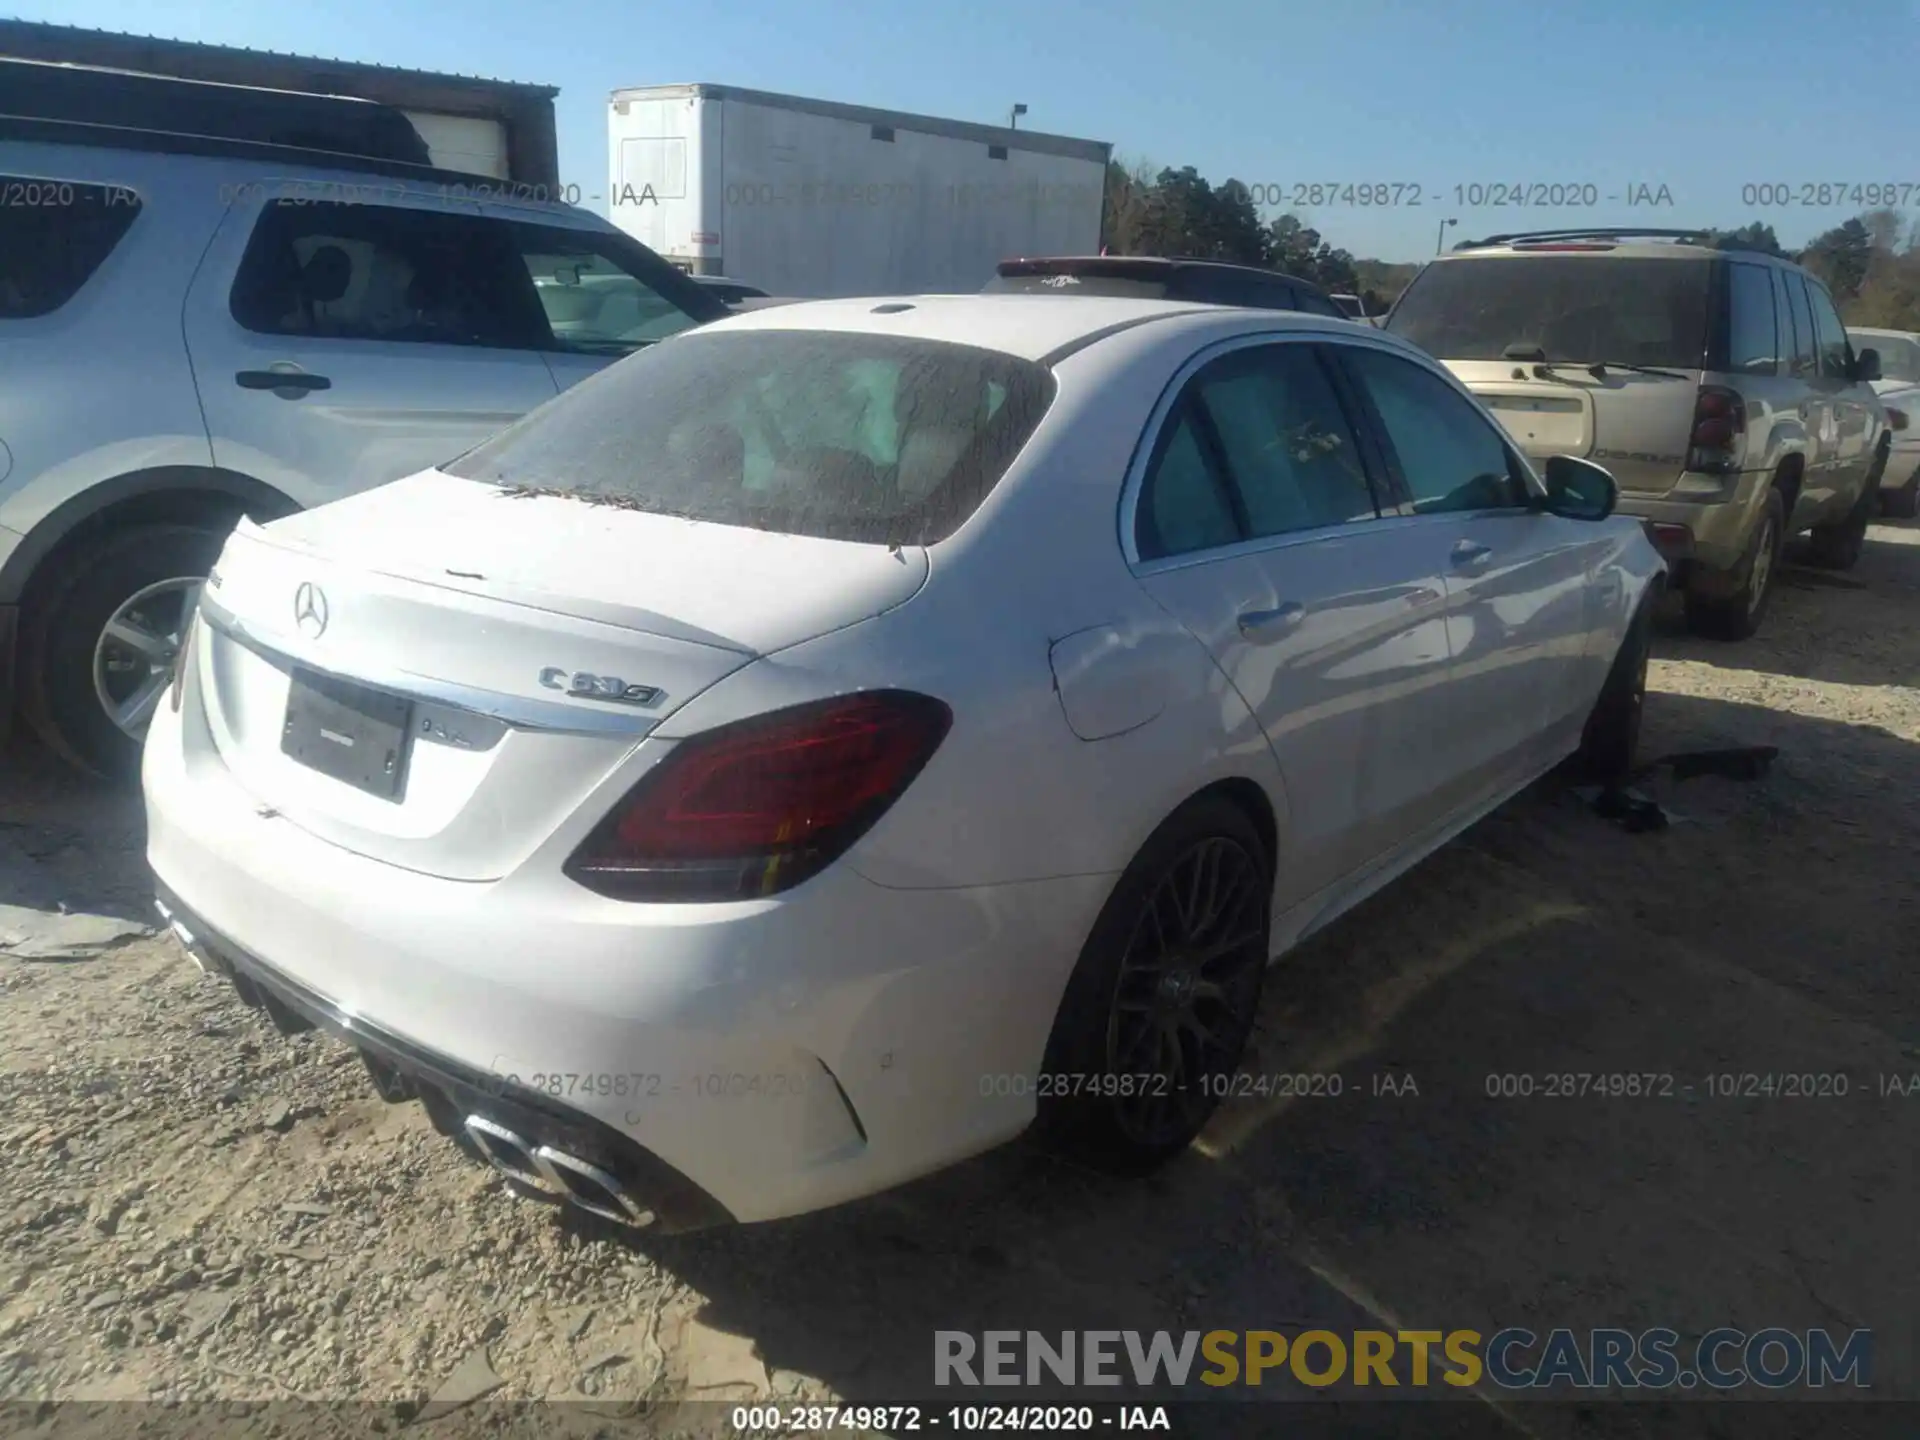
[996,254,1330,292]
[687,293,1403,364]
[1438,241,1729,262]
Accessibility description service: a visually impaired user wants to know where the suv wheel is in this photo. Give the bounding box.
[1685,488,1783,642]
[20,523,227,780]
[1806,455,1882,569]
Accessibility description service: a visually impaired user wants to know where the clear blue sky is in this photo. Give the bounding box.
[16,0,1920,261]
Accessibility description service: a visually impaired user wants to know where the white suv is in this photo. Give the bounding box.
[0,68,724,777]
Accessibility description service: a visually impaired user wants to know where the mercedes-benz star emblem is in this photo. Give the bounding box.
[292,582,330,640]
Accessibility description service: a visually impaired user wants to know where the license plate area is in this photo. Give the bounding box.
[281,667,414,801]
[1479,393,1590,456]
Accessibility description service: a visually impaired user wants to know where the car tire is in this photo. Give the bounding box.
[1882,465,1920,519]
[1685,488,1784,642]
[1573,591,1653,786]
[19,523,228,780]
[1806,456,1882,570]
[1035,794,1272,1176]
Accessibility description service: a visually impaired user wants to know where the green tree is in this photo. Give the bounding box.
[1801,218,1874,300]
[1263,214,1358,291]
[1709,221,1788,257]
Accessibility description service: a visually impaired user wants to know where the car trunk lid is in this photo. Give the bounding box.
[191,470,929,882]
[1447,360,1704,497]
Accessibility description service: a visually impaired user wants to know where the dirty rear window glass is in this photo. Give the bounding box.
[443,331,1055,546]
[1387,255,1712,368]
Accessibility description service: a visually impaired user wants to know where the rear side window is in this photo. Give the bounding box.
[1778,271,1819,380]
[1388,255,1711,368]
[230,200,547,349]
[1135,343,1378,560]
[1138,407,1241,558]
[0,177,142,319]
[1187,345,1376,537]
[443,330,1054,547]
[1725,263,1779,376]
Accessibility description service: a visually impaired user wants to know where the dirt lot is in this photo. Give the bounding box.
[3,520,1917,1437]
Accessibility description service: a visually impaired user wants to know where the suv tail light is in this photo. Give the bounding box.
[1688,385,1748,473]
[565,690,953,902]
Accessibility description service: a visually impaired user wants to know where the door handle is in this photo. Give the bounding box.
[1237,602,1307,641]
[236,369,331,394]
[1451,540,1493,567]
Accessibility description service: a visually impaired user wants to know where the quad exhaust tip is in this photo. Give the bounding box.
[463,1115,656,1230]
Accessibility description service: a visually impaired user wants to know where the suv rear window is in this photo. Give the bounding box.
[1387,255,1713,368]
[0,177,143,319]
[444,330,1055,546]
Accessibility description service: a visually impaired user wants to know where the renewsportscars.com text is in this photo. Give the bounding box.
[934,1327,1872,1391]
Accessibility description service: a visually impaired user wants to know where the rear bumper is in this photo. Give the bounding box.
[1615,470,1768,579]
[152,882,734,1234]
[142,688,1108,1226]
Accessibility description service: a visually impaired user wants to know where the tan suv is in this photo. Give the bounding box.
[1385,228,1890,639]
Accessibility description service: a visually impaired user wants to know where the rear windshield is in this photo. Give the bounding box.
[982,272,1170,299]
[443,330,1055,546]
[1387,255,1713,368]
[1854,332,1920,383]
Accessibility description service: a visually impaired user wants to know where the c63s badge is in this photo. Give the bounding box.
[540,669,664,707]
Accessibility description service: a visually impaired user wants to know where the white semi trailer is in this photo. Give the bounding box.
[606,84,1110,298]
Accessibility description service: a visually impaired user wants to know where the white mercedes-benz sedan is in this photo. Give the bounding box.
[143,296,1664,1232]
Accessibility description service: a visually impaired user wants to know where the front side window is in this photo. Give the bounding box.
[444,330,1053,547]
[230,200,545,349]
[1779,271,1819,380]
[1342,349,1527,514]
[1805,281,1852,381]
[0,176,143,319]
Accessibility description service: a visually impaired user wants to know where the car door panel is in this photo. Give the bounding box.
[1805,278,1874,510]
[1334,343,1606,804]
[1124,338,1456,907]
[182,192,562,509]
[1777,269,1839,521]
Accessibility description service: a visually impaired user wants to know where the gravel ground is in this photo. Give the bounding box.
[3,520,1917,1436]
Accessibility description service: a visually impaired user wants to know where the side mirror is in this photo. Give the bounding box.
[1541,455,1618,521]
[1854,348,1882,383]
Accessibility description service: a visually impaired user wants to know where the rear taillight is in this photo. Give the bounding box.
[565,690,953,902]
[1888,407,1909,432]
[1688,385,1747,473]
